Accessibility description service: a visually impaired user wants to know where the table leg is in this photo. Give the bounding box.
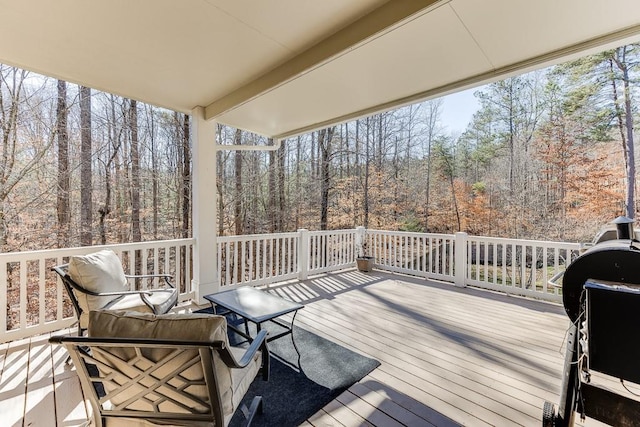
[290,310,302,370]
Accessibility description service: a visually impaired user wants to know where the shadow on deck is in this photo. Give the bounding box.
[2,269,574,426]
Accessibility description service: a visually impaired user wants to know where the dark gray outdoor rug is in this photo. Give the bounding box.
[194,307,380,426]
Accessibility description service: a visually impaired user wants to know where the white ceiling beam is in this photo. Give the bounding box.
[204,0,448,121]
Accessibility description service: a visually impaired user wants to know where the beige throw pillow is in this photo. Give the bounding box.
[68,249,128,317]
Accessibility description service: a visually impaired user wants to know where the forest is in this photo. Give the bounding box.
[0,44,638,253]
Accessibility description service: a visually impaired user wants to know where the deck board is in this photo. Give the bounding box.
[0,270,620,426]
[272,271,570,426]
[23,334,56,427]
[0,337,30,427]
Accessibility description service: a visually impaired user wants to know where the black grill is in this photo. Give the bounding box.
[543,217,640,427]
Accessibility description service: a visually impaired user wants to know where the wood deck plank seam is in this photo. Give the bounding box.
[281,279,567,357]
[354,375,463,427]
[334,390,406,427]
[347,381,438,427]
[318,281,568,353]
[306,289,568,367]
[298,301,563,396]
[295,312,541,426]
[0,273,586,427]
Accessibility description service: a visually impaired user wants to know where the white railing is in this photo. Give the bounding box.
[0,228,583,343]
[217,229,356,288]
[218,227,580,304]
[306,229,356,276]
[365,230,456,281]
[217,232,300,288]
[363,230,580,302]
[463,234,581,302]
[0,239,194,343]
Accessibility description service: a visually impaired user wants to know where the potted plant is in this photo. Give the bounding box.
[356,228,374,272]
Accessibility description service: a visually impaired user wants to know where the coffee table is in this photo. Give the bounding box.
[204,286,304,368]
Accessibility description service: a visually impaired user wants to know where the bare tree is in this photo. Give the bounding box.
[181,114,191,238]
[610,46,637,218]
[319,127,336,230]
[234,129,243,235]
[278,139,286,230]
[79,85,93,246]
[56,80,70,247]
[0,66,56,249]
[130,100,141,243]
[423,99,443,230]
[216,124,226,236]
[145,104,159,239]
[98,94,122,245]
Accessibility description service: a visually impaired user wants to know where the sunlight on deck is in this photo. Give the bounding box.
[1,269,607,426]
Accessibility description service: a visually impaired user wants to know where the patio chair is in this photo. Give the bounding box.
[52,249,178,335]
[50,310,269,427]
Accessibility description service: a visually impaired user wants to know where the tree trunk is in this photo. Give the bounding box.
[130,100,141,243]
[611,47,636,218]
[182,114,191,238]
[268,140,277,233]
[129,99,142,281]
[98,95,121,245]
[295,136,301,229]
[98,149,112,246]
[56,80,70,247]
[148,105,159,239]
[319,127,335,230]
[364,118,370,228]
[216,125,225,237]
[232,129,243,281]
[622,68,635,218]
[113,97,124,242]
[234,129,243,235]
[79,86,93,246]
[424,105,436,231]
[278,139,286,230]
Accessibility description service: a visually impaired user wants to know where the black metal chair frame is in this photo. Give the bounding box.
[50,330,269,427]
[52,263,178,335]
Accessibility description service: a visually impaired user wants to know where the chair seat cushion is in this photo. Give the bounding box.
[145,288,179,314]
[102,294,154,312]
[73,294,154,331]
[89,310,261,423]
[229,346,262,417]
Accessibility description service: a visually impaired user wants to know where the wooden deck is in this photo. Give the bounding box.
[0,270,616,426]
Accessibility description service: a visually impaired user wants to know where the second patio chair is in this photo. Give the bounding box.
[50,310,269,426]
[52,249,178,334]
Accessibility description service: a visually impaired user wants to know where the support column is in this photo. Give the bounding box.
[191,106,219,302]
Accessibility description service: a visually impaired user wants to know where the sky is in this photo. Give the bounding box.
[439,87,481,135]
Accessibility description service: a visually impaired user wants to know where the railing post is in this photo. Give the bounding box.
[454,232,468,287]
[355,226,366,258]
[298,229,309,280]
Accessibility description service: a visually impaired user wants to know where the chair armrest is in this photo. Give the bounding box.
[125,274,175,288]
[81,289,155,297]
[218,329,269,370]
[55,270,155,297]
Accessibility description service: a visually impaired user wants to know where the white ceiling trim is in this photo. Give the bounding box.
[267,22,640,140]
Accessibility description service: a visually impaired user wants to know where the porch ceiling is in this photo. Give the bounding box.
[1,0,639,139]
